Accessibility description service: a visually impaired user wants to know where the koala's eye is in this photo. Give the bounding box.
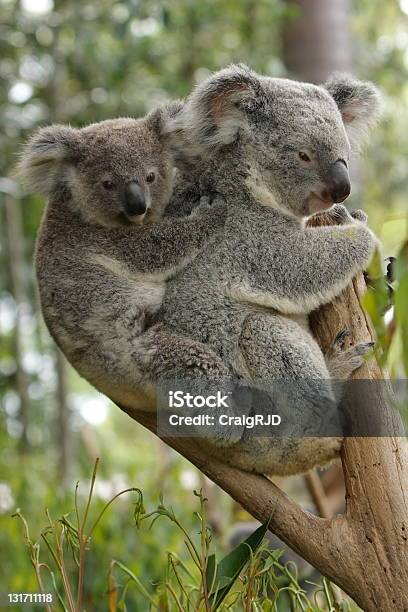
[102,180,115,190]
[298,151,311,162]
[146,171,156,184]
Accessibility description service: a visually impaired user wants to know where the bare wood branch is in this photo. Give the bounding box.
[106,213,408,610]
[304,471,333,519]
[308,214,408,610]
[118,403,352,586]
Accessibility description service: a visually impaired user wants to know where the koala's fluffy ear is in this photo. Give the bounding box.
[165,64,260,160]
[324,74,383,146]
[163,100,184,120]
[17,125,80,197]
[146,100,184,138]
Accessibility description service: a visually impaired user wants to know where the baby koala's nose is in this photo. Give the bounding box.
[325,160,351,204]
[123,181,146,216]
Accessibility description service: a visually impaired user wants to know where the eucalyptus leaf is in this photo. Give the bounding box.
[206,521,269,609]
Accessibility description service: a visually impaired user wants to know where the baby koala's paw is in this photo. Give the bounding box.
[192,194,227,229]
[196,193,226,211]
[196,194,212,211]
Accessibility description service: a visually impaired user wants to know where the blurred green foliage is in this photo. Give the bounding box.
[14,469,357,611]
[0,0,407,609]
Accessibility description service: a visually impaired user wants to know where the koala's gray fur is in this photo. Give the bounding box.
[160,65,382,475]
[18,107,229,409]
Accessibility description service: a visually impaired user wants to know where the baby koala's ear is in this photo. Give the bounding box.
[146,100,185,137]
[165,64,260,161]
[17,124,80,197]
[324,74,383,148]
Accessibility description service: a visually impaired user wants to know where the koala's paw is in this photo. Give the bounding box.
[197,195,213,211]
[386,256,397,283]
[197,405,246,448]
[209,193,226,207]
[193,195,227,229]
[194,383,252,448]
[350,209,368,224]
[326,328,375,379]
[191,198,211,217]
[176,350,230,382]
[208,194,228,219]
[197,193,226,210]
[330,203,353,224]
[311,204,355,227]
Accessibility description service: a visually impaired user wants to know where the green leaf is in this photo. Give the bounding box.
[206,521,269,609]
[394,241,408,376]
[395,274,408,376]
[362,249,390,364]
[205,553,216,591]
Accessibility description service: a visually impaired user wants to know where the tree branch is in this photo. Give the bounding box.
[113,214,408,610]
[120,404,342,572]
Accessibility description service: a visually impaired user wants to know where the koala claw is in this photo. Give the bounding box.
[313,204,356,226]
[354,340,375,354]
[326,335,375,379]
[341,341,375,374]
[386,256,396,283]
[350,209,368,224]
[330,203,351,223]
[333,328,351,347]
[324,205,368,227]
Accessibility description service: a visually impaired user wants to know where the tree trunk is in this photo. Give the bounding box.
[4,194,30,452]
[47,27,72,485]
[282,0,352,84]
[117,257,408,609]
[282,4,408,599]
[307,213,408,609]
[282,0,361,196]
[55,348,71,487]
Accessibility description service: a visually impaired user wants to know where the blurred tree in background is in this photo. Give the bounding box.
[0,0,407,608]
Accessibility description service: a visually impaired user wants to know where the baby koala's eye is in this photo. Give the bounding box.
[298,151,311,162]
[146,171,156,184]
[102,180,115,191]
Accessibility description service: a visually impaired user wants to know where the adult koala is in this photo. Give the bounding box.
[159,65,381,475]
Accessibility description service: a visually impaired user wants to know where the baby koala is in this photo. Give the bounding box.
[18,105,228,409]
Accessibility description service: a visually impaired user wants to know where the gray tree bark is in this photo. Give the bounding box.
[4,194,30,452]
[282,0,352,84]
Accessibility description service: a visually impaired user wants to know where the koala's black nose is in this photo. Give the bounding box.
[325,160,351,203]
[123,181,146,216]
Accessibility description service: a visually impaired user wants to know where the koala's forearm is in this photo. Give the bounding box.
[114,214,221,276]
[234,224,376,314]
